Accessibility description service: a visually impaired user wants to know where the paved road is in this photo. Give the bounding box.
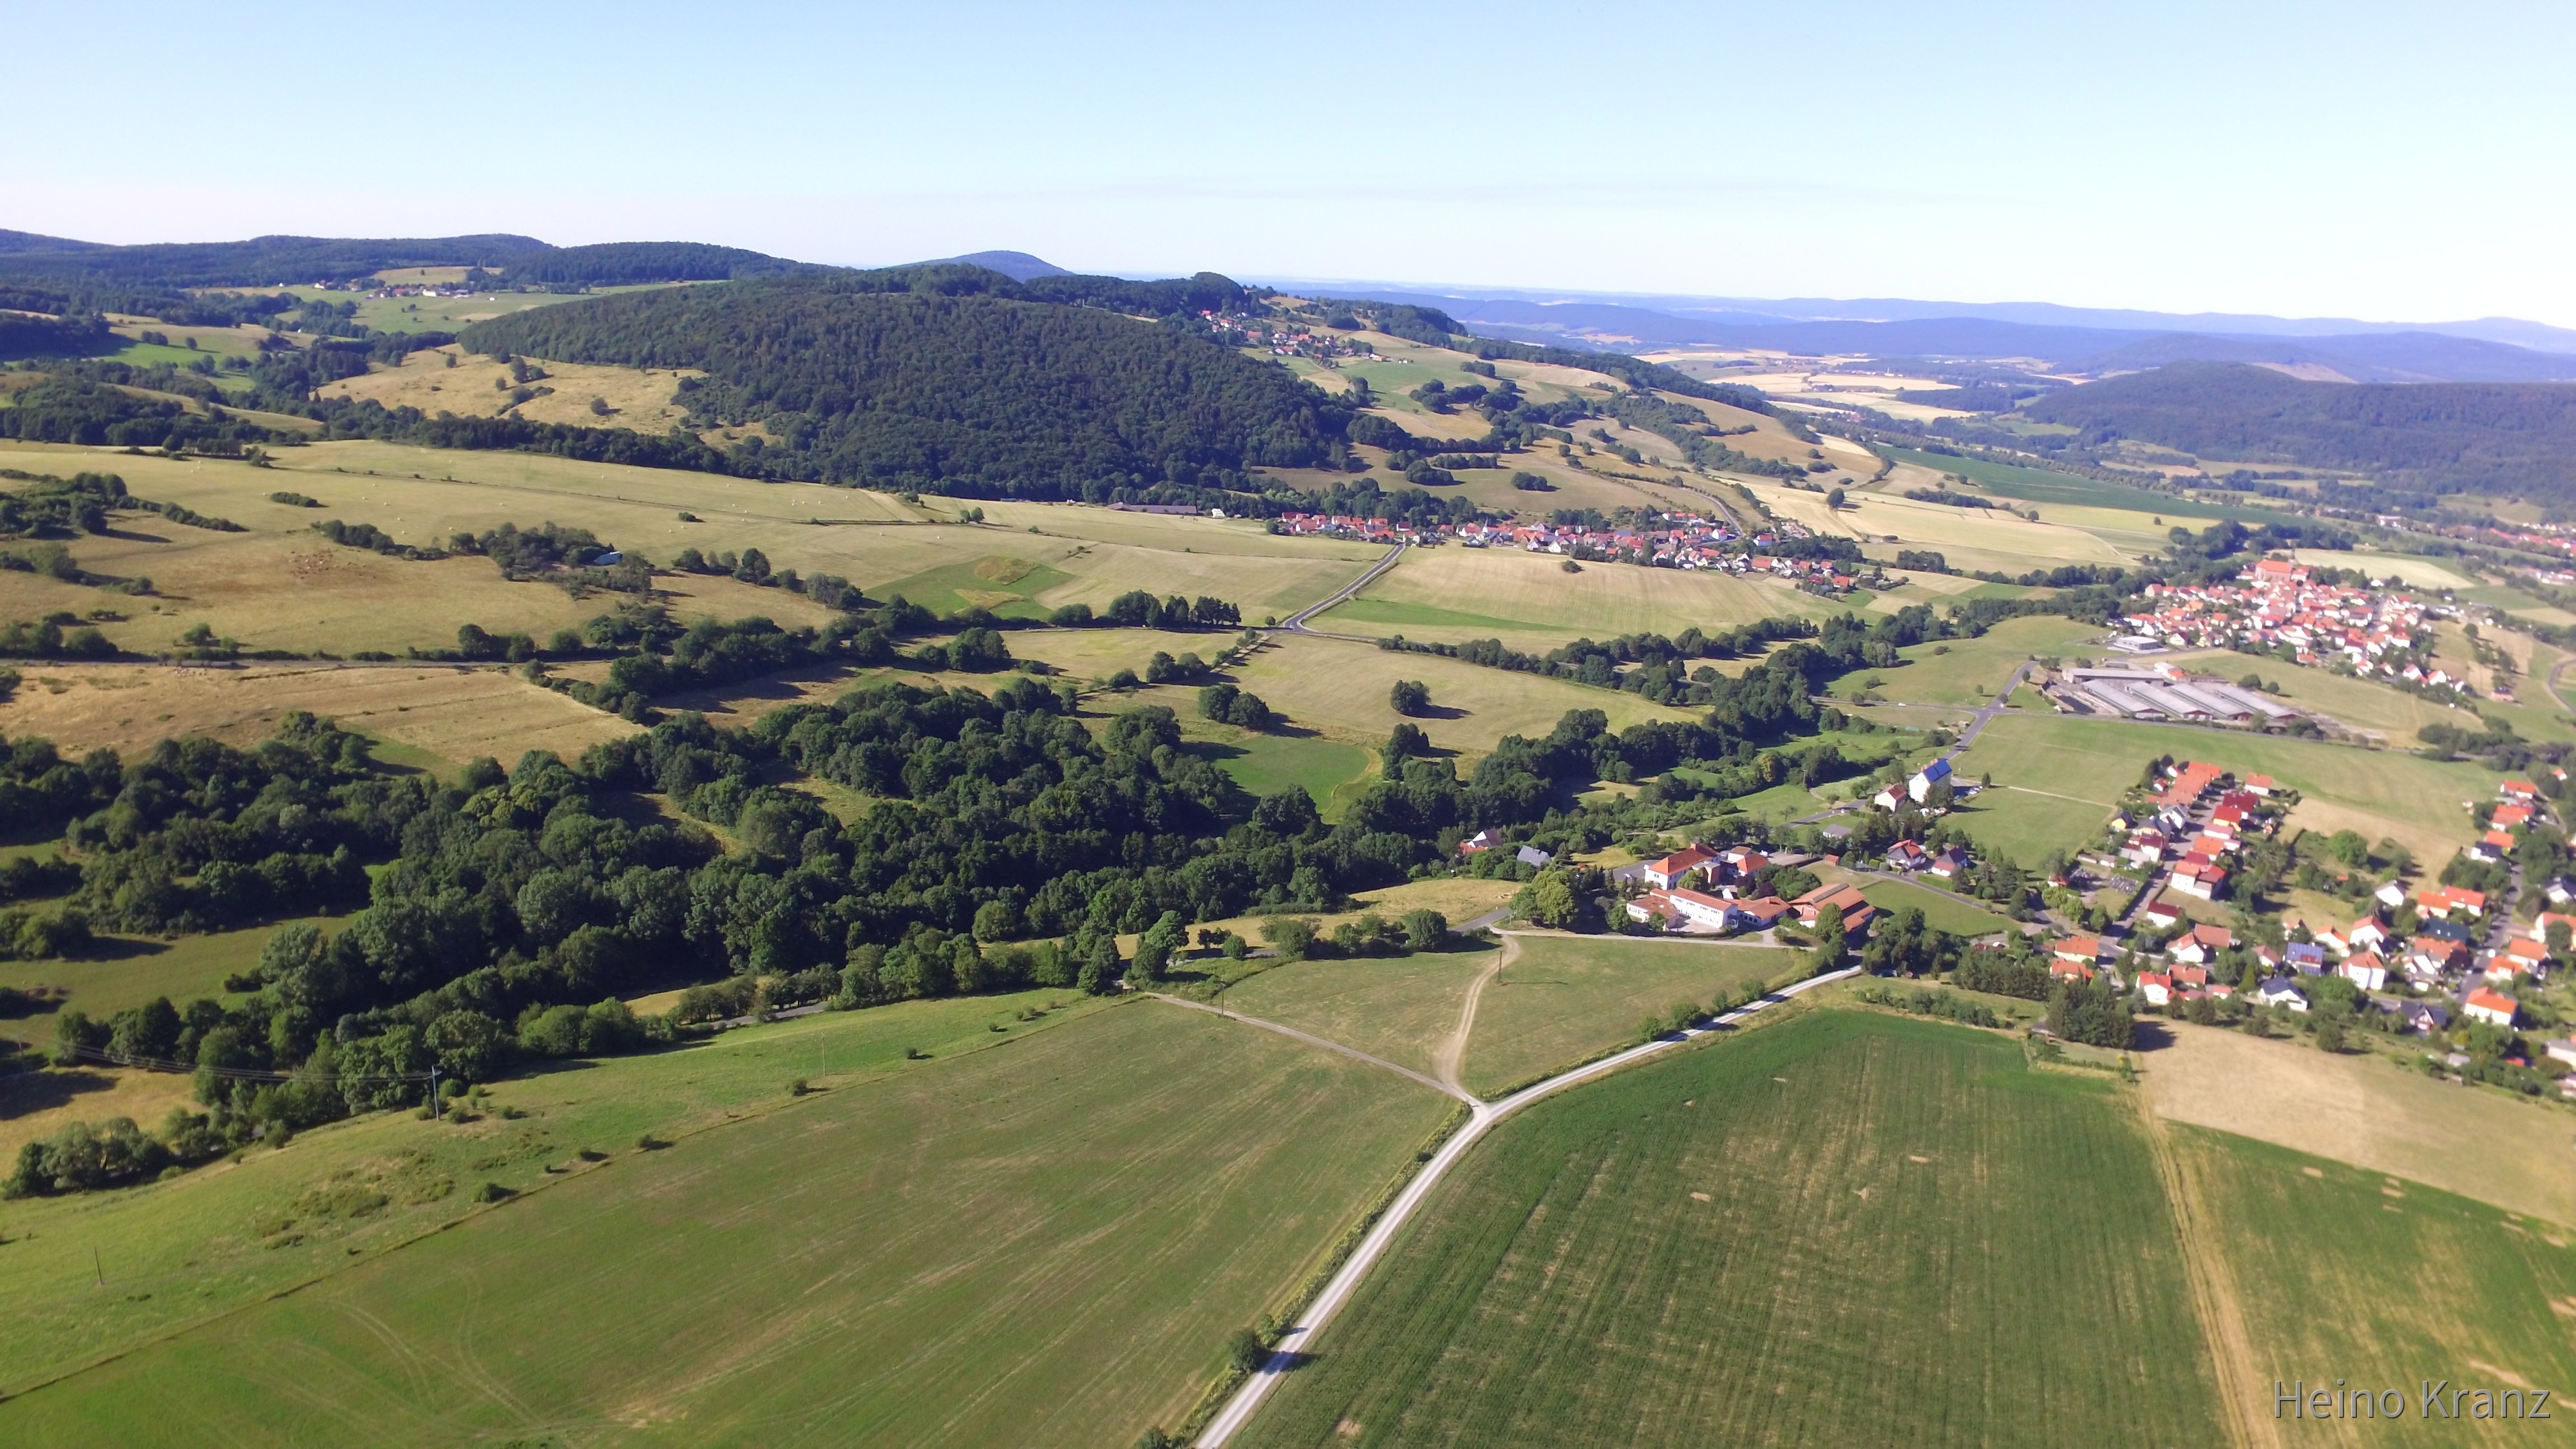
[1188,959,1864,1447]
[1272,542,1406,633]
[1944,660,2035,759]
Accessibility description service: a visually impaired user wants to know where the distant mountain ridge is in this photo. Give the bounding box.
[923,251,1071,282]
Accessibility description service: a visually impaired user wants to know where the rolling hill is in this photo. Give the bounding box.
[2019,361,2576,495]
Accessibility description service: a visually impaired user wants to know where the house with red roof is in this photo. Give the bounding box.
[1642,844,1718,890]
[2465,987,2519,1027]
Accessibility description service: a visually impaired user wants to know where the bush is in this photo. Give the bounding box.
[1265,916,1318,960]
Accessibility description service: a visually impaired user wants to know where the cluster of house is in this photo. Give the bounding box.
[1268,509,1868,588]
[2111,762,2277,902]
[1456,830,1556,870]
[1866,756,1961,811]
[1619,842,1877,938]
[1204,313,1378,360]
[2112,560,2450,688]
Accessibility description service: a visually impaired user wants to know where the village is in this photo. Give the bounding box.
[2112,558,2471,694]
[1272,508,1875,592]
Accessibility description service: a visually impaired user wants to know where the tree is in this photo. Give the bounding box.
[972,898,1021,943]
[1401,908,1448,951]
[1266,916,1318,960]
[1383,722,1431,777]
[1515,871,1580,929]
[1389,679,1432,717]
[1226,1326,1269,1373]
[1077,934,1122,994]
[1824,486,1846,509]
[1132,910,1182,984]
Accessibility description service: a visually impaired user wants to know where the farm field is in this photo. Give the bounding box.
[1218,634,1700,761]
[2168,1124,2576,1447]
[1750,480,2138,574]
[1949,714,2493,868]
[0,440,1387,648]
[1191,726,1372,806]
[1240,1010,2228,1449]
[1310,544,1828,652]
[0,989,1120,1396]
[1876,446,2281,522]
[0,663,636,768]
[0,999,1455,1447]
[2144,1023,2576,1226]
[1217,948,1499,1081]
[1459,934,1791,1097]
[2158,647,2535,744]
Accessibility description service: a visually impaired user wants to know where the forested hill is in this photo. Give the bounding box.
[2021,361,2576,497]
[0,233,551,286]
[462,271,1340,498]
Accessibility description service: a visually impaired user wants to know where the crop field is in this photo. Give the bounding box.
[0,999,1455,1446]
[2145,1023,2576,1226]
[1242,1010,2226,1449]
[0,662,636,768]
[1217,948,1499,1080]
[314,343,701,431]
[1220,634,1699,760]
[2167,1124,2576,1448]
[1951,714,2492,868]
[1459,934,1792,1097]
[874,554,1077,616]
[1312,545,1828,651]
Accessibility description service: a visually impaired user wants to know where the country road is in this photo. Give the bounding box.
[1272,542,1406,633]
[1184,958,1863,1448]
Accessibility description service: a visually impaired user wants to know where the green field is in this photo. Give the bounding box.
[1461,934,1790,1097]
[0,1000,1454,1446]
[1218,949,1498,1081]
[1952,714,2491,868]
[1192,728,1372,806]
[1844,875,2018,936]
[874,554,1077,616]
[1833,614,2102,708]
[2172,1125,2576,1448]
[1312,545,1830,652]
[1241,1010,2226,1449]
[0,918,318,1019]
[1880,446,2286,522]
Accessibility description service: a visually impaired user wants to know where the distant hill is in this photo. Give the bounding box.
[0,233,551,286]
[0,229,105,254]
[2019,361,2576,497]
[497,242,805,285]
[926,251,1071,282]
[460,267,1341,498]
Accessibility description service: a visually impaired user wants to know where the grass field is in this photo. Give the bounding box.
[1218,948,1499,1080]
[0,663,637,769]
[0,916,316,1022]
[1839,873,2018,937]
[873,554,1077,616]
[1242,1010,2227,1449]
[0,999,1455,1446]
[1214,634,1700,761]
[1831,614,2101,708]
[0,440,1388,649]
[1879,446,2287,523]
[1191,727,1372,804]
[2145,1023,2576,1226]
[315,343,701,431]
[1311,545,1829,652]
[1951,714,2492,868]
[2169,1124,2576,1446]
[1460,934,1792,1097]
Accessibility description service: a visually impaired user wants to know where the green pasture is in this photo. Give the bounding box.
[875,554,1075,617]
[1241,1010,2226,1449]
[0,999,1452,1447]
[2177,1126,2576,1448]
[1847,875,2018,936]
[1192,728,1371,807]
[1880,446,2286,522]
[0,918,325,1021]
[1461,934,1790,1097]
[1218,948,1499,1080]
[1836,614,2103,708]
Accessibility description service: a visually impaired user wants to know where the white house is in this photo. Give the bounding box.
[2257,978,2309,1011]
[1909,757,1954,803]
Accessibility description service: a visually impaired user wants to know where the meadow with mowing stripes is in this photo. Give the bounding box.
[1217,948,1500,1081]
[1240,1010,2227,1449]
[0,1001,1454,1448]
[1459,934,1793,1097]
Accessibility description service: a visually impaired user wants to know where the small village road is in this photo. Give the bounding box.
[1273,542,1406,633]
[1187,960,1863,1447]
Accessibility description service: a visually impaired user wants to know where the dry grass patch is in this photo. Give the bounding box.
[0,663,635,767]
[316,344,702,431]
[1226,634,1695,759]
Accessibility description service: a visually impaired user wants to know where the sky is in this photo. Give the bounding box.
[16,0,2576,325]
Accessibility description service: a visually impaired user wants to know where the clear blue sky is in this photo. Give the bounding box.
[17,1,2573,323]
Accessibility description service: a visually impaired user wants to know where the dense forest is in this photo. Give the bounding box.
[461,274,1341,497]
[495,242,804,286]
[2020,362,2576,497]
[0,234,550,287]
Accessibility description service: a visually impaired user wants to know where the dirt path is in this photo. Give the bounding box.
[1432,933,1514,1094]
[2135,1092,2279,1449]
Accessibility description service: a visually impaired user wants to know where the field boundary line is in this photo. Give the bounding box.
[1192,963,1861,1446]
[2136,1095,2280,1449]
[1145,994,1472,1106]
